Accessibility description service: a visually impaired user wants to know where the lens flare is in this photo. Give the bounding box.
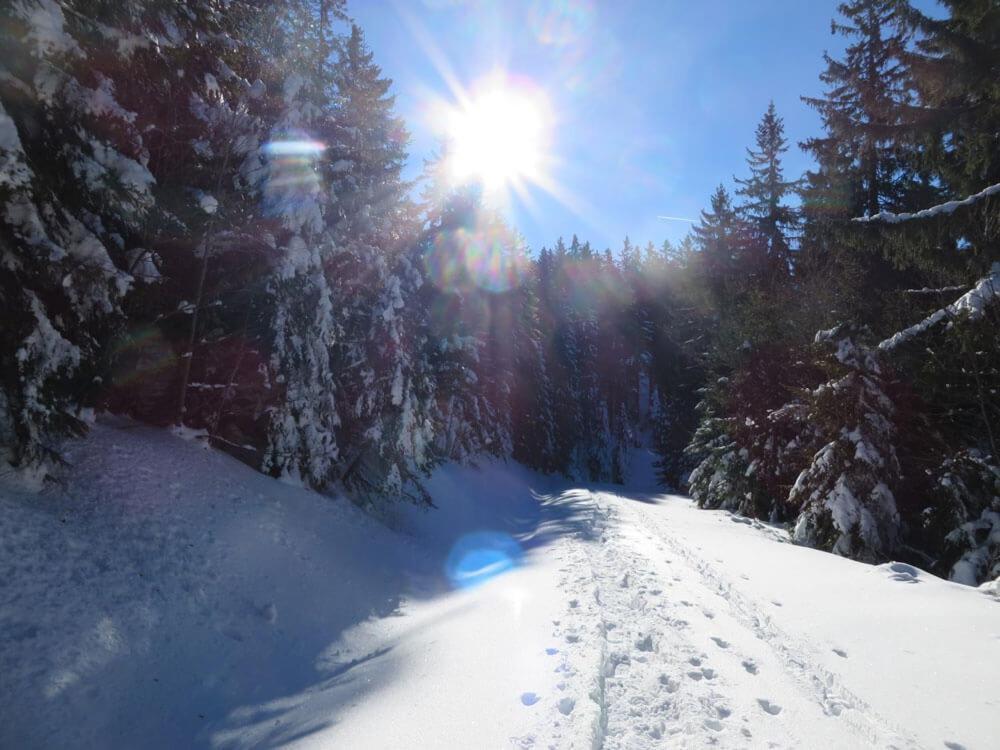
[109,326,176,388]
[263,139,326,156]
[528,0,596,47]
[445,531,523,589]
[423,218,530,294]
[262,131,325,221]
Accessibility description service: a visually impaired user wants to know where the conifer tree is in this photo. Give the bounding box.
[690,185,741,307]
[510,258,557,472]
[0,0,156,469]
[901,0,1000,198]
[790,326,902,561]
[259,8,344,488]
[801,0,916,219]
[322,22,436,500]
[734,102,798,274]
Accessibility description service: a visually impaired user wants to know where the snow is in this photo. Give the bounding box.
[204,73,221,99]
[199,193,219,215]
[0,102,32,190]
[856,181,1000,224]
[15,0,83,59]
[2,426,998,749]
[880,263,1000,351]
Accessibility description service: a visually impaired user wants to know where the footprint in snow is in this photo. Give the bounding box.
[520,692,541,706]
[687,667,715,681]
[545,648,559,656]
[757,699,782,715]
[702,610,715,619]
[710,636,729,649]
[557,697,576,715]
[704,719,723,732]
[832,648,848,658]
[944,742,967,750]
[771,601,783,607]
[659,674,679,693]
[635,634,655,652]
[886,562,921,584]
[742,660,758,675]
[688,656,702,666]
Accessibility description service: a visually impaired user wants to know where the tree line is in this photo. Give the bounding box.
[1,0,997,584]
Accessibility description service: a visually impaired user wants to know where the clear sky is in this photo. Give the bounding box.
[350,0,937,254]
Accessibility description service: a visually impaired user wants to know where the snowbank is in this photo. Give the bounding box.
[0,420,585,749]
[0,421,423,748]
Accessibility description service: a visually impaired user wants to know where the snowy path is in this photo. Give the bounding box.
[525,489,998,750]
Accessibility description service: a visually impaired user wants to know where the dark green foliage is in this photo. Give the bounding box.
[735,102,799,274]
[681,1,1000,583]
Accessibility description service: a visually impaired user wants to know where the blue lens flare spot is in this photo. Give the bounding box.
[446,531,523,589]
[263,139,326,156]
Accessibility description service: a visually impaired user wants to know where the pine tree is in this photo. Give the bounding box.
[537,238,580,475]
[901,0,1000,198]
[801,0,916,219]
[790,326,902,561]
[510,257,557,471]
[321,22,437,501]
[0,0,159,470]
[734,102,798,274]
[690,184,742,307]
[685,378,750,509]
[418,177,517,463]
[344,247,438,505]
[259,9,345,488]
[796,0,929,337]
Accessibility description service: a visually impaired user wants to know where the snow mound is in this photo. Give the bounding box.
[0,420,425,748]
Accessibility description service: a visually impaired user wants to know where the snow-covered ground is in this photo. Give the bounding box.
[2,421,998,749]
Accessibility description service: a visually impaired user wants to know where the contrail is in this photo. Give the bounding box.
[657,215,697,223]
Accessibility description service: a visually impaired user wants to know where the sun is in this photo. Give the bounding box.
[443,78,551,192]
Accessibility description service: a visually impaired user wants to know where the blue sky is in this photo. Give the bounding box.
[350,0,937,254]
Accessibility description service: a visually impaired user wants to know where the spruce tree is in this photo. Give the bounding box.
[0,0,156,470]
[789,326,903,561]
[259,8,344,488]
[690,184,741,307]
[323,22,436,501]
[801,0,916,219]
[510,258,557,472]
[901,0,1000,198]
[734,102,798,274]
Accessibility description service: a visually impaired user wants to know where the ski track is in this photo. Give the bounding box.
[520,489,926,750]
